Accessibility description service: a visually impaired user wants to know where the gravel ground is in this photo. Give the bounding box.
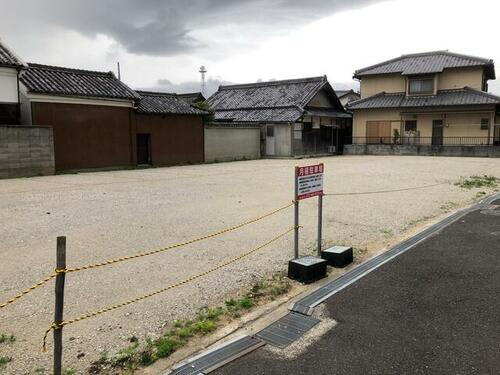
[0,155,499,374]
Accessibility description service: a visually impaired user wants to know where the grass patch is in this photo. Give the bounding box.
[440,201,459,212]
[0,333,15,344]
[155,337,181,358]
[455,175,499,190]
[89,273,292,373]
[0,356,12,368]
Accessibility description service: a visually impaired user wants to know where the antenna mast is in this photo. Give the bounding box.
[199,65,207,96]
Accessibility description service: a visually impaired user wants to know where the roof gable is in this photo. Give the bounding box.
[177,92,206,104]
[355,51,495,79]
[136,91,207,115]
[20,63,140,101]
[0,38,26,68]
[335,89,360,99]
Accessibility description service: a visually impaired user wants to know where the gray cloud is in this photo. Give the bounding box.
[2,0,382,56]
[140,77,359,98]
[140,77,233,98]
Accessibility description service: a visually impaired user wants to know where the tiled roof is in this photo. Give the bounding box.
[354,51,495,79]
[20,63,141,101]
[335,89,359,98]
[304,108,352,118]
[136,91,207,115]
[209,76,344,122]
[348,88,500,110]
[213,107,303,122]
[177,92,206,104]
[0,39,25,68]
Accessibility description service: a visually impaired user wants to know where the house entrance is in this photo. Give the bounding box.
[432,120,444,146]
[137,134,151,165]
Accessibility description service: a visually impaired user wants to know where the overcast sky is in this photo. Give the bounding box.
[1,0,499,96]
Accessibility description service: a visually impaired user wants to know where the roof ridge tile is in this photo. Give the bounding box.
[219,76,325,90]
[27,63,113,77]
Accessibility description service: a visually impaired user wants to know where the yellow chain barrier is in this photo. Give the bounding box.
[324,182,445,196]
[1,202,293,310]
[64,201,294,273]
[43,226,297,351]
[0,272,61,310]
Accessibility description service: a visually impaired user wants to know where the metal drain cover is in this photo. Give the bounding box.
[169,336,264,375]
[255,312,320,348]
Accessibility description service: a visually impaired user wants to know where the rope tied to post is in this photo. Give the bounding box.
[42,225,297,352]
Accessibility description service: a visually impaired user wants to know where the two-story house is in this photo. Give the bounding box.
[348,51,500,146]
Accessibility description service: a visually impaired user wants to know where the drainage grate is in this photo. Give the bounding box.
[290,204,482,314]
[481,194,500,207]
[255,312,320,348]
[169,336,264,375]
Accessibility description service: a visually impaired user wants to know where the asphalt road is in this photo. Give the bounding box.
[214,202,500,374]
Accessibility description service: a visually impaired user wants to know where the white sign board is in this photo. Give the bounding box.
[295,163,324,200]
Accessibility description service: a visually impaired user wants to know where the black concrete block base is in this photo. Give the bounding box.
[321,246,353,268]
[288,256,327,284]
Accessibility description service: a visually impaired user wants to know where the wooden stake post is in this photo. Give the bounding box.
[54,236,66,375]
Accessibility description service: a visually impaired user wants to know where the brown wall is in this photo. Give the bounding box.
[133,113,204,166]
[31,102,133,171]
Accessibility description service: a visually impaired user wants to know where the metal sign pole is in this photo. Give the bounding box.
[317,193,323,256]
[294,166,299,259]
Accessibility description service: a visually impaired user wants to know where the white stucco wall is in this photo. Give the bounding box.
[0,67,18,103]
[205,126,261,162]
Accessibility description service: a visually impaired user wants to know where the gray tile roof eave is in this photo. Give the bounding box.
[21,63,141,101]
[348,88,500,110]
[135,90,208,115]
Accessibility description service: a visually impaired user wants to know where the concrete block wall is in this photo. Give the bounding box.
[205,125,261,162]
[0,125,55,179]
[344,144,500,158]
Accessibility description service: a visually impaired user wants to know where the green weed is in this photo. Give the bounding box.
[455,175,499,189]
[0,356,12,368]
[0,333,15,344]
[155,337,181,358]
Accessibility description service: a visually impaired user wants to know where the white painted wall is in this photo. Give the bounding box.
[0,67,18,103]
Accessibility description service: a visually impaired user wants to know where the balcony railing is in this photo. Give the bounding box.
[349,136,500,146]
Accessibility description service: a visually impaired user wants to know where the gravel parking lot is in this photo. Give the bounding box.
[1,155,499,373]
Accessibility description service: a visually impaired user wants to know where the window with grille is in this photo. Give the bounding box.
[480,118,489,130]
